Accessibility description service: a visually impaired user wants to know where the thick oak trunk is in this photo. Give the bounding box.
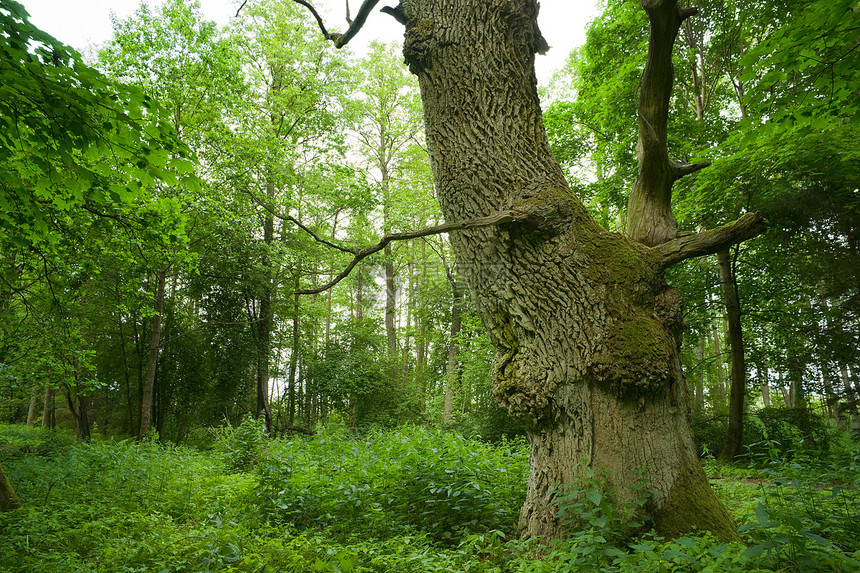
[397,0,739,541]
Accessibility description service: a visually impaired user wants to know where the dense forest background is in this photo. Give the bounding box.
[1,0,859,569]
[2,0,857,449]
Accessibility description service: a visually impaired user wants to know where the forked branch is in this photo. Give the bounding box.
[654,211,768,269]
[627,0,704,247]
[291,0,380,48]
[245,190,356,255]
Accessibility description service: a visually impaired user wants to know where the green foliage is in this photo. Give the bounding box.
[692,406,840,463]
[218,416,268,472]
[513,466,655,572]
[2,424,859,571]
[0,0,196,249]
[254,426,528,544]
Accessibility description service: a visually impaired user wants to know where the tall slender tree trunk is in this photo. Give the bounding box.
[694,337,705,412]
[789,375,800,409]
[65,385,91,442]
[139,264,167,439]
[718,248,746,460]
[42,387,55,430]
[383,191,399,381]
[759,361,771,408]
[288,285,300,426]
[443,276,464,421]
[841,364,860,431]
[821,363,840,426]
[710,320,727,407]
[26,384,40,426]
[255,273,274,432]
[402,257,414,387]
[394,0,755,541]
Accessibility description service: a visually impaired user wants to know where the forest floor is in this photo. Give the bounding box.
[0,421,858,572]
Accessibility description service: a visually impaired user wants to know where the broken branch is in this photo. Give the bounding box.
[671,159,711,180]
[654,211,768,269]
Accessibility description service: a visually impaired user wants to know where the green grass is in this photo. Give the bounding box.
[1,423,858,572]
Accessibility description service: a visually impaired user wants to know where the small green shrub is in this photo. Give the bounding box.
[218,416,268,472]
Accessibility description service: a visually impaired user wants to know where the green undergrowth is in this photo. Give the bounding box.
[1,422,858,572]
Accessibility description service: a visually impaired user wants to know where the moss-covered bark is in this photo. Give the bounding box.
[0,462,21,512]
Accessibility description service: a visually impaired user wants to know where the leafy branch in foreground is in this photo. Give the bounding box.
[0,0,197,248]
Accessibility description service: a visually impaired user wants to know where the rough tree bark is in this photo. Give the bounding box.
[391,0,764,541]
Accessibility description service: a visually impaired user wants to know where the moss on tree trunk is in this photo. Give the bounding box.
[0,462,20,512]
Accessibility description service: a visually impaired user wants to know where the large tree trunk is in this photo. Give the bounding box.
[396,0,753,541]
[718,248,746,461]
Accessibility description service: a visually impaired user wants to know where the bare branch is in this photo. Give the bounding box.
[235,0,249,17]
[654,212,768,269]
[334,0,379,47]
[244,189,357,255]
[297,209,522,295]
[679,7,699,20]
[380,5,407,25]
[292,0,333,39]
[291,0,381,48]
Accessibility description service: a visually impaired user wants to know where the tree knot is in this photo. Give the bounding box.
[403,18,436,74]
[588,315,674,395]
[504,183,573,237]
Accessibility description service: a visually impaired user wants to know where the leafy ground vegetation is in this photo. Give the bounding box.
[1,420,858,572]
